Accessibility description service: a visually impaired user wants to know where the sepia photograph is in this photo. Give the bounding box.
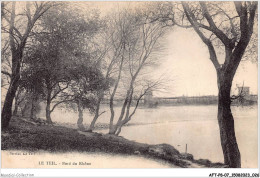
[0,1,258,177]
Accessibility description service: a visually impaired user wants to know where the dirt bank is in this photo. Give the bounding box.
[1,117,227,168]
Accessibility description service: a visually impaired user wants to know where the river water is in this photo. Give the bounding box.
[42,104,258,168]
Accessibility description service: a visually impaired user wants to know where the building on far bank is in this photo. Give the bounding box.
[238,86,250,96]
[234,86,257,105]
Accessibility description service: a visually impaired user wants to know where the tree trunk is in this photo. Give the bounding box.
[115,121,124,136]
[108,55,124,134]
[109,97,128,135]
[46,89,53,124]
[115,114,133,136]
[21,103,29,117]
[30,93,37,120]
[115,88,134,135]
[87,97,101,132]
[217,73,241,168]
[108,98,116,134]
[77,99,85,131]
[13,87,23,116]
[13,97,19,116]
[1,69,20,129]
[1,2,20,129]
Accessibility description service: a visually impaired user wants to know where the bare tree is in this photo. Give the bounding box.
[86,11,127,132]
[151,1,257,167]
[1,2,53,129]
[108,11,166,135]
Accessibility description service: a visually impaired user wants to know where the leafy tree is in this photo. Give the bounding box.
[103,9,166,135]
[19,66,45,120]
[22,3,102,123]
[65,63,108,130]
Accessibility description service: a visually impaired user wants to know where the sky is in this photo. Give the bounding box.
[1,2,257,99]
[84,1,258,97]
[153,28,258,97]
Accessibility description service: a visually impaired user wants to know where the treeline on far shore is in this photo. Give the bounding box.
[100,95,257,107]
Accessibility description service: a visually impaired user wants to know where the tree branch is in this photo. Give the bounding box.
[232,2,257,63]
[98,111,106,117]
[51,82,69,101]
[2,14,22,39]
[199,2,232,48]
[182,2,221,70]
[50,99,74,113]
[1,70,11,78]
[214,4,239,39]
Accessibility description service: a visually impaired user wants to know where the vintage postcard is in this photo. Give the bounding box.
[1,1,259,177]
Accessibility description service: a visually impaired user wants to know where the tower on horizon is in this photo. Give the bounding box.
[238,86,250,96]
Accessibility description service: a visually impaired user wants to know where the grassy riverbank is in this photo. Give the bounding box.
[1,117,226,168]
